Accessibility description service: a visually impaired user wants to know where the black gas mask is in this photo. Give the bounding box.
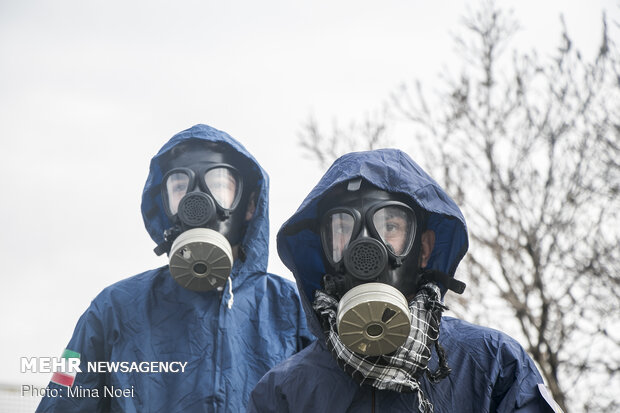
[156,142,253,292]
[318,179,430,356]
[319,179,428,298]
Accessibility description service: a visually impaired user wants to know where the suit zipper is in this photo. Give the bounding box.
[372,388,375,413]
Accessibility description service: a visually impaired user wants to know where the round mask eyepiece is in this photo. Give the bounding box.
[343,238,388,281]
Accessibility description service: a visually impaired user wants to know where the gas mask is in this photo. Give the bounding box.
[156,143,252,292]
[318,179,429,356]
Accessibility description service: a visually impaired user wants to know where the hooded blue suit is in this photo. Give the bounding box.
[248,149,557,412]
[36,124,313,413]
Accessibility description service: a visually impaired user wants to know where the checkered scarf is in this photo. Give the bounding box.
[313,283,450,413]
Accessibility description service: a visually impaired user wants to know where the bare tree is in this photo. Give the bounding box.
[299,111,390,169]
[298,2,620,412]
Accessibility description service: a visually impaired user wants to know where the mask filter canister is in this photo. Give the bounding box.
[337,283,411,356]
[168,228,233,292]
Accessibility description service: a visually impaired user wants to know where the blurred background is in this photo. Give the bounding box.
[1,1,618,411]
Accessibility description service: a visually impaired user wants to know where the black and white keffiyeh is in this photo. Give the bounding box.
[313,283,451,413]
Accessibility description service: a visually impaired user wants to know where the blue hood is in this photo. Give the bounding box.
[277,149,469,337]
[141,124,269,276]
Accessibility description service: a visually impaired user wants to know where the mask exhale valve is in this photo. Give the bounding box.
[168,228,233,292]
[336,283,411,356]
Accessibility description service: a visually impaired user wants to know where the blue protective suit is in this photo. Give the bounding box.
[249,149,557,412]
[36,124,313,413]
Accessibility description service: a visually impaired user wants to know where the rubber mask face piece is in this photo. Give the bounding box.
[337,282,411,356]
[160,143,249,291]
[319,182,425,298]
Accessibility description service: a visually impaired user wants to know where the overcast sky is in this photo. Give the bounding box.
[0,0,615,386]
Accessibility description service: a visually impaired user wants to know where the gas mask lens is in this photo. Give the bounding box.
[165,171,191,215]
[372,205,415,255]
[204,167,238,209]
[324,212,355,263]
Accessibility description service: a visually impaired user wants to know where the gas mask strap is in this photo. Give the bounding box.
[427,340,451,383]
[418,269,466,294]
[226,276,234,309]
[154,242,170,256]
[154,226,184,256]
[321,274,346,299]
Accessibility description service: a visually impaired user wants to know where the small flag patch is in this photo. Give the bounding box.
[51,349,80,387]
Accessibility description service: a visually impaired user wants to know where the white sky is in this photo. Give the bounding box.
[0,0,615,386]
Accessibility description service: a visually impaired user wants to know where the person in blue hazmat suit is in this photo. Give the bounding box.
[36,124,313,413]
[248,149,561,413]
